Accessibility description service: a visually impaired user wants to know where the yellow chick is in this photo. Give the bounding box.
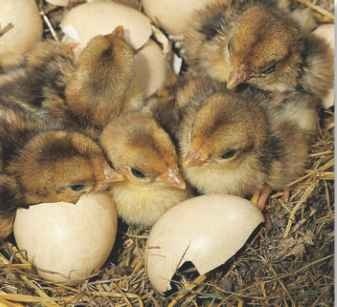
[100,112,189,226]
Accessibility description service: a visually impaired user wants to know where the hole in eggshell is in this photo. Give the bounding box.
[160,223,264,296]
[166,261,199,295]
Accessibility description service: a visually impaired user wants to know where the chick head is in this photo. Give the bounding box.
[180,92,269,195]
[66,26,137,126]
[100,113,187,226]
[7,131,123,205]
[199,5,304,92]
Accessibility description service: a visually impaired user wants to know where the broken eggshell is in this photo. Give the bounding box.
[134,40,168,97]
[45,0,70,6]
[0,0,42,63]
[145,194,264,293]
[14,193,118,283]
[142,0,211,35]
[61,1,152,51]
[312,24,334,109]
[61,2,169,97]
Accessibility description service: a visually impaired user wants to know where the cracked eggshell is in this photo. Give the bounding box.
[145,195,264,293]
[61,1,152,51]
[312,24,334,109]
[0,0,42,62]
[134,40,168,97]
[14,193,117,283]
[46,0,70,6]
[142,0,211,35]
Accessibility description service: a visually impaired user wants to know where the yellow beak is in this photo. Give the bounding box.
[227,67,248,90]
[157,168,186,190]
[183,150,208,167]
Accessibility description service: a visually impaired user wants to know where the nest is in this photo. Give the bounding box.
[0,0,334,306]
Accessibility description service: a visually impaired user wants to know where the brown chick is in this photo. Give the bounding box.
[177,77,318,208]
[182,1,333,97]
[0,39,75,126]
[100,112,189,226]
[0,93,123,239]
[65,26,143,132]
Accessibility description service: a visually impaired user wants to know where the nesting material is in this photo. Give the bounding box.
[145,195,264,293]
[14,193,118,283]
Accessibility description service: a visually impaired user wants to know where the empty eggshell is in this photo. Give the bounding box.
[312,24,334,109]
[142,0,211,35]
[61,1,152,51]
[145,195,264,293]
[134,40,168,97]
[0,0,42,62]
[14,193,117,283]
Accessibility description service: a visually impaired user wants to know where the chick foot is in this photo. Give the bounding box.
[251,185,272,211]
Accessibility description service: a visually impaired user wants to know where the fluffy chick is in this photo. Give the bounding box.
[183,1,333,97]
[100,112,189,226]
[0,39,75,126]
[177,77,318,205]
[0,95,122,239]
[65,26,143,131]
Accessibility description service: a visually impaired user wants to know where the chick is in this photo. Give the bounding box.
[183,1,333,97]
[0,95,123,239]
[0,39,75,126]
[176,77,318,209]
[65,26,143,132]
[100,112,189,226]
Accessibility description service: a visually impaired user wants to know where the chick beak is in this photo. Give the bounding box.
[157,168,186,190]
[227,67,249,90]
[103,166,125,183]
[94,166,125,192]
[183,151,208,167]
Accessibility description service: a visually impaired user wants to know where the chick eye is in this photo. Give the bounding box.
[221,149,238,160]
[261,62,277,74]
[131,168,146,179]
[69,184,86,191]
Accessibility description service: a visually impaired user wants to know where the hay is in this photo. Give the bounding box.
[0,0,334,306]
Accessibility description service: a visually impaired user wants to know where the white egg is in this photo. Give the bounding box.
[312,24,335,109]
[145,195,264,293]
[134,40,168,97]
[61,1,152,50]
[14,193,118,283]
[0,0,42,62]
[142,0,211,35]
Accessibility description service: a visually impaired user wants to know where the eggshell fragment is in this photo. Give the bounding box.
[0,0,42,62]
[61,1,152,51]
[134,41,168,97]
[312,24,334,109]
[145,195,264,293]
[14,193,117,283]
[142,0,211,35]
[46,0,70,6]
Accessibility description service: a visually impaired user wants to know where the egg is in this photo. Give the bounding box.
[0,0,43,63]
[142,0,211,35]
[14,193,118,283]
[312,24,334,109]
[134,41,168,97]
[61,1,152,51]
[145,195,264,293]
